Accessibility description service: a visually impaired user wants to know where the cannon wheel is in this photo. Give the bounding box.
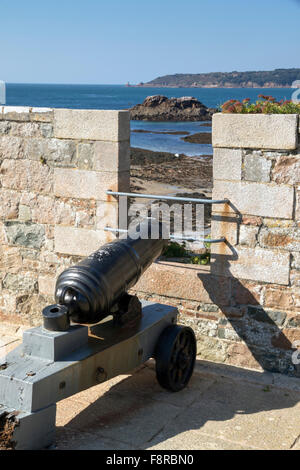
[155,325,196,392]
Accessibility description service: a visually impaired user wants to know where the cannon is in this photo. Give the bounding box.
[0,220,196,450]
[43,222,169,329]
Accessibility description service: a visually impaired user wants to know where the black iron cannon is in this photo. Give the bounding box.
[43,221,169,329]
[0,219,196,450]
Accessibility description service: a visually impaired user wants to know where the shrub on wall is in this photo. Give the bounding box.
[221,95,300,114]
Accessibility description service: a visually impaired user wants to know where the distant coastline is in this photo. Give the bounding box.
[134,84,292,88]
[132,68,299,89]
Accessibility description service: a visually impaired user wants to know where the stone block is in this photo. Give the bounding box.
[212,180,294,219]
[0,290,17,315]
[212,113,298,150]
[0,221,6,244]
[296,189,300,223]
[3,106,30,121]
[39,124,53,138]
[0,159,53,194]
[211,245,290,285]
[0,189,20,219]
[263,218,294,229]
[19,194,56,225]
[214,248,289,288]
[53,109,130,142]
[0,246,23,274]
[38,275,56,297]
[4,221,45,249]
[243,154,272,182]
[96,201,119,230]
[0,121,11,135]
[247,306,287,326]
[264,287,294,310]
[226,342,262,370]
[239,225,259,248]
[211,213,239,255]
[93,140,130,172]
[23,138,76,166]
[54,168,130,201]
[258,227,300,252]
[271,328,300,350]
[196,334,228,362]
[286,314,300,328]
[271,154,300,185]
[291,252,300,270]
[9,122,40,138]
[76,143,94,170]
[3,272,38,293]
[133,262,231,306]
[290,270,300,288]
[0,136,24,159]
[241,216,262,226]
[213,148,242,181]
[18,205,32,222]
[30,108,53,122]
[54,226,113,256]
[231,279,263,305]
[72,201,96,228]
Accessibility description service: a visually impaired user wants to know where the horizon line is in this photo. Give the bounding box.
[3,82,295,89]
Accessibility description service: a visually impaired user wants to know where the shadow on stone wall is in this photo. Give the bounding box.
[198,244,299,377]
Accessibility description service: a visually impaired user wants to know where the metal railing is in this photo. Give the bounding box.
[106,190,229,205]
[105,190,228,244]
[103,227,225,244]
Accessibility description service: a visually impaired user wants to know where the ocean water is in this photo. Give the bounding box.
[131,121,212,156]
[5,83,294,156]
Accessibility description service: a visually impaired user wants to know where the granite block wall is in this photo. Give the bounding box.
[0,106,130,325]
[1,107,299,377]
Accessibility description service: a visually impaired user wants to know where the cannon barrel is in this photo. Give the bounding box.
[43,219,168,329]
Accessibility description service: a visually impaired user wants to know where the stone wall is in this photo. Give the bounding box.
[0,106,130,325]
[133,114,300,377]
[1,107,299,377]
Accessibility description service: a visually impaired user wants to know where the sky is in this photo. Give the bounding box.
[0,0,299,84]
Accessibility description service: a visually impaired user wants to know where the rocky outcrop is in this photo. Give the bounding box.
[130,95,214,121]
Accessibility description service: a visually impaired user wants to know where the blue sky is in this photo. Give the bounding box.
[0,0,299,84]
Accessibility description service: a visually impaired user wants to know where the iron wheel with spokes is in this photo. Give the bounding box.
[155,325,196,392]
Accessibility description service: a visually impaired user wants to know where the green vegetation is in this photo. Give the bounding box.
[162,240,211,265]
[162,241,188,258]
[145,68,300,88]
[221,95,300,114]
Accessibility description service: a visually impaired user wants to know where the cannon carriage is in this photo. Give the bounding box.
[0,220,196,450]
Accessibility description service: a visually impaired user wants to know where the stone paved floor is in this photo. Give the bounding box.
[0,325,300,450]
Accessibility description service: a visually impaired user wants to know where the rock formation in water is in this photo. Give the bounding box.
[130,95,215,121]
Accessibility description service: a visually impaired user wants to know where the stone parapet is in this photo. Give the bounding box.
[0,106,130,325]
[212,113,298,149]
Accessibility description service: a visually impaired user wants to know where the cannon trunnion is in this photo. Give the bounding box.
[0,221,196,450]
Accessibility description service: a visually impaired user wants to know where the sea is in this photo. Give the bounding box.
[4,83,294,157]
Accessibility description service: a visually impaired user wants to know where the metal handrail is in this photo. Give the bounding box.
[106,190,229,205]
[103,227,225,244]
